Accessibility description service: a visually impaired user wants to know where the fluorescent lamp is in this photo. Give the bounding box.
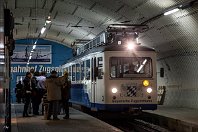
[31,50,34,53]
[46,19,51,24]
[0,62,5,64]
[40,26,46,34]
[29,56,32,60]
[136,37,139,44]
[164,8,179,15]
[27,62,29,65]
[33,45,36,49]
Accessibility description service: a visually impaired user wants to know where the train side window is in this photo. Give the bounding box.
[72,65,76,81]
[86,59,90,80]
[81,61,85,80]
[110,66,116,78]
[110,57,152,78]
[98,57,103,79]
[110,57,118,78]
[76,63,80,81]
[92,57,97,81]
[69,66,72,79]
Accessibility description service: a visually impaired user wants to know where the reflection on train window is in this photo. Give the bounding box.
[76,63,80,81]
[72,65,76,81]
[110,57,152,78]
[86,59,90,80]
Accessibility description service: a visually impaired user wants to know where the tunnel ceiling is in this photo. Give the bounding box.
[5,0,198,53]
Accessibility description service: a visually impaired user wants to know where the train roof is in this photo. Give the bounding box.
[65,44,155,63]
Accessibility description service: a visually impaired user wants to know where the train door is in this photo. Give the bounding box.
[96,56,104,103]
[91,57,97,108]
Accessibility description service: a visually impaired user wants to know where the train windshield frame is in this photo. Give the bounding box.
[110,57,153,78]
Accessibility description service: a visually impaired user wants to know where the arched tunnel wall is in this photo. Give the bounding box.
[157,53,198,109]
[138,7,198,110]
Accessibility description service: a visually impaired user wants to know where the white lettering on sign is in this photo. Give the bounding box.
[11,65,66,73]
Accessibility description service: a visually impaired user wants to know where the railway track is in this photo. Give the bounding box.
[72,105,170,132]
[98,118,170,132]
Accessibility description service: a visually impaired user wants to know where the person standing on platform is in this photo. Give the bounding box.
[15,81,23,103]
[36,71,46,114]
[23,72,32,117]
[45,70,67,120]
[31,72,39,115]
[61,71,71,119]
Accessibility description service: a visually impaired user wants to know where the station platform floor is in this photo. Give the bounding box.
[11,104,121,132]
[144,105,198,132]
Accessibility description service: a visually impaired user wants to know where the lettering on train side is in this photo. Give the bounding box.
[112,99,152,103]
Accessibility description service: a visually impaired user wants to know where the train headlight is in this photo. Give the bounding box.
[112,88,118,93]
[143,80,150,87]
[146,87,152,93]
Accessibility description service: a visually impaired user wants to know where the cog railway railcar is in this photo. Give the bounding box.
[62,24,157,112]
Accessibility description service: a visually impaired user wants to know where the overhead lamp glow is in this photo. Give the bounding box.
[40,26,46,34]
[127,41,135,50]
[31,50,34,53]
[0,55,4,59]
[164,8,179,16]
[29,56,32,60]
[27,62,29,65]
[0,43,4,48]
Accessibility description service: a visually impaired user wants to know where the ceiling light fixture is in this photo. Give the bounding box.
[40,26,46,34]
[33,45,36,49]
[164,8,180,15]
[46,19,51,24]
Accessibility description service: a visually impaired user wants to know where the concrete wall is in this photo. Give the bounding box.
[157,53,198,109]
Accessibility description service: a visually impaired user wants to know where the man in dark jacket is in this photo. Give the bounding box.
[31,72,40,115]
[15,81,23,103]
[61,71,71,119]
[23,72,32,117]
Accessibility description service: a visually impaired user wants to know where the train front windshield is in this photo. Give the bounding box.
[110,57,153,78]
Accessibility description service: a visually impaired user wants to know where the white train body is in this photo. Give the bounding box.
[62,44,157,112]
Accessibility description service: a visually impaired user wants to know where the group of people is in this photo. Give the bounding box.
[16,69,71,120]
